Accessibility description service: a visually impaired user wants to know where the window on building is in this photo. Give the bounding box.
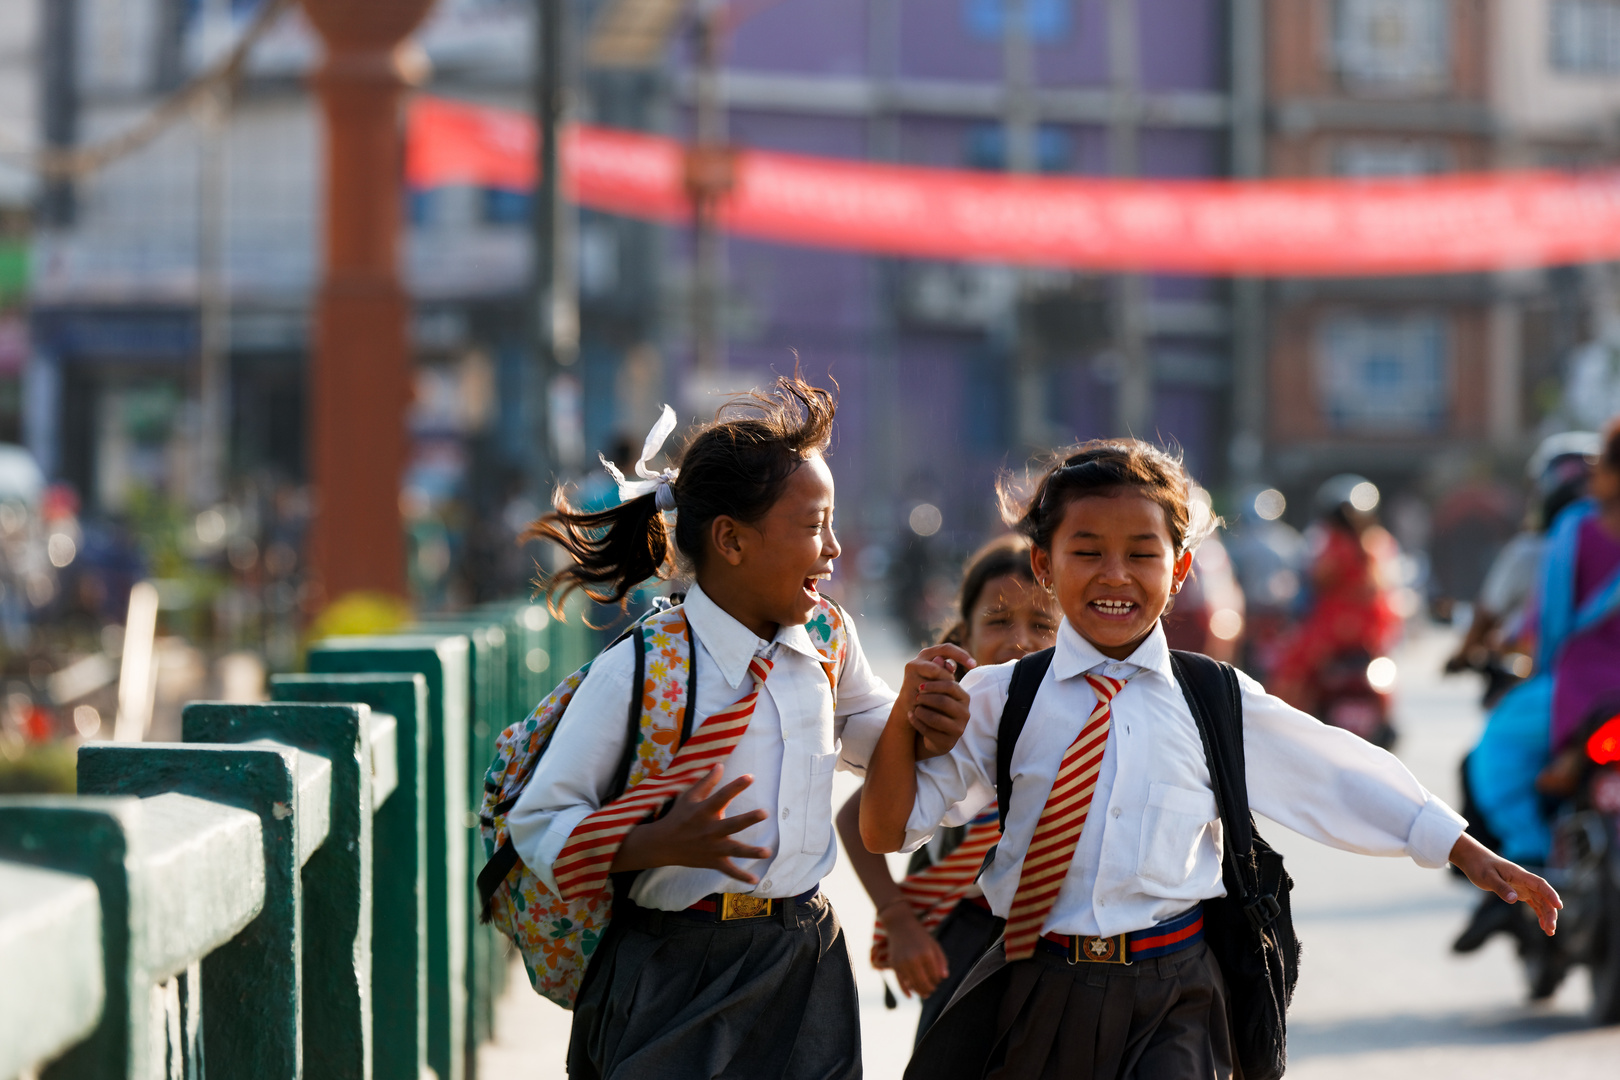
[965,125,1071,172]
[1332,139,1451,177]
[482,188,532,225]
[1314,311,1451,433]
[1333,0,1450,94]
[963,0,1071,42]
[1551,0,1620,73]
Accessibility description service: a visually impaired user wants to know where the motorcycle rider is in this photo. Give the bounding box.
[1451,433,1598,957]
[1271,475,1403,722]
[1445,433,1600,708]
[1536,418,1620,788]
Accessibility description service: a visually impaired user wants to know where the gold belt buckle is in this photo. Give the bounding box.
[719,893,775,920]
[1071,933,1131,965]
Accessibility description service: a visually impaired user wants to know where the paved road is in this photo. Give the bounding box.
[480,620,1620,1078]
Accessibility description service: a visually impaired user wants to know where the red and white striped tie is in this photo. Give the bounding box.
[1003,671,1128,961]
[552,653,774,901]
[870,810,1001,967]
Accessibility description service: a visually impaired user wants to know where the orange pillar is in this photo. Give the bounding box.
[300,0,436,605]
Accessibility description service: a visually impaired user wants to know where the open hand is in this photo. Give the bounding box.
[1449,833,1561,937]
[902,644,976,759]
[616,765,772,883]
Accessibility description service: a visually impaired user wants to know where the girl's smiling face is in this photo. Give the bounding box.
[706,452,841,638]
[963,573,1059,666]
[1030,490,1193,660]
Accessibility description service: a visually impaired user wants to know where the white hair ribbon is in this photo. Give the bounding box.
[600,404,681,511]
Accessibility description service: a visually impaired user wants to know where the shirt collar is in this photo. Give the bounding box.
[682,584,822,689]
[1049,617,1175,685]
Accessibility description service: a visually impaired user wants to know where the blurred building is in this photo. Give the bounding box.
[660,0,1243,569]
[24,0,1250,613]
[24,0,661,610]
[1258,0,1620,545]
[29,0,1620,619]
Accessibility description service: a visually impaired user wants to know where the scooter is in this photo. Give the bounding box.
[1533,709,1620,1022]
[1315,648,1397,750]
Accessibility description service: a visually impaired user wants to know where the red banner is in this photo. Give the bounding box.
[409,95,1620,276]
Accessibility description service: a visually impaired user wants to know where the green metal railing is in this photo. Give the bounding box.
[0,598,593,1080]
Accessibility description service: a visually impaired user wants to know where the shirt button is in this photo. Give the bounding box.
[1107,664,1123,675]
[780,807,790,820]
[761,880,773,893]
[1110,807,1121,819]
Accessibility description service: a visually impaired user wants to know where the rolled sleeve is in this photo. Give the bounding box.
[1407,794,1468,869]
[830,616,898,775]
[1239,669,1465,868]
[902,663,1007,852]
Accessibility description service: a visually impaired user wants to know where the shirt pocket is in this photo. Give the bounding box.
[1136,782,1218,889]
[799,751,839,855]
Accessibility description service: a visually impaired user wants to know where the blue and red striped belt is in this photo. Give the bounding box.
[1037,904,1204,965]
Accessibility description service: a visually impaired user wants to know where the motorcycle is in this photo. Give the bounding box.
[1315,648,1397,750]
[1533,709,1620,1022]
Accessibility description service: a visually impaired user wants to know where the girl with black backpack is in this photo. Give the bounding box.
[860,439,1561,1080]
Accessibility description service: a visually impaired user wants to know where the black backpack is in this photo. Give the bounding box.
[993,648,1301,1080]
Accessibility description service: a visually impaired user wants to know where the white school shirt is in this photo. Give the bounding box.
[904,619,1466,939]
[509,584,898,910]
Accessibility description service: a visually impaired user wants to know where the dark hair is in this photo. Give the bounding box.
[998,438,1212,555]
[940,535,1036,648]
[1605,418,1620,470]
[527,375,837,607]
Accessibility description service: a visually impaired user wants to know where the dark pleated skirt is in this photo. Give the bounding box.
[915,900,1006,1047]
[905,939,1233,1080]
[568,892,861,1080]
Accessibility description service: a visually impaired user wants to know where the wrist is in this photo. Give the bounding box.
[878,899,920,928]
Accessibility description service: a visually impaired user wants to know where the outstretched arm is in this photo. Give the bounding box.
[1449,833,1561,936]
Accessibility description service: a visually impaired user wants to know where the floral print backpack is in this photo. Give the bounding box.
[476,596,848,1009]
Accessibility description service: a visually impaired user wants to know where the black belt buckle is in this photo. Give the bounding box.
[1071,933,1131,965]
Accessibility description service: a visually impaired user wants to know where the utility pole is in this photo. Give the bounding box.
[531,0,578,500]
[1108,0,1149,438]
[1003,0,1045,451]
[194,79,230,509]
[1228,0,1267,487]
[688,0,731,373]
[867,0,902,536]
[300,0,435,605]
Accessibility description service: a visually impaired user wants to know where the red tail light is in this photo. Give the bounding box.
[1589,715,1620,766]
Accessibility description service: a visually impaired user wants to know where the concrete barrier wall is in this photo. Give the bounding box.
[0,599,590,1080]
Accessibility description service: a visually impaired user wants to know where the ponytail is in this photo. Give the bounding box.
[524,491,672,608]
[528,373,837,610]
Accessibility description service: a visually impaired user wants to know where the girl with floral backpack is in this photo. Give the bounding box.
[490,377,974,1080]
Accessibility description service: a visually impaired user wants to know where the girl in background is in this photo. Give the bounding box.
[835,535,1059,1044]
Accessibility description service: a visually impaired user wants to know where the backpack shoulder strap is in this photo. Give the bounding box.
[996,648,1055,832]
[602,623,649,804]
[1170,649,1272,915]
